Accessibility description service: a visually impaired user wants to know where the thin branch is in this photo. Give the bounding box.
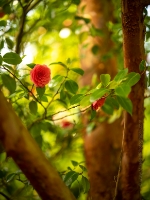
[113,113,126,200]
[49,105,91,121]
[0,192,11,200]
[15,9,26,54]
[2,66,46,112]
[26,0,41,13]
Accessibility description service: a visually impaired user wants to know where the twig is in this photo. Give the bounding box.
[49,105,91,121]
[0,192,11,200]
[113,113,126,200]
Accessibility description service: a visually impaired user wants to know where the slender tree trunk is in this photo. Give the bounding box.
[121,0,148,199]
[79,0,123,199]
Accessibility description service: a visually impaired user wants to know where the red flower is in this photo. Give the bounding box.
[61,120,73,128]
[92,97,106,110]
[30,64,51,87]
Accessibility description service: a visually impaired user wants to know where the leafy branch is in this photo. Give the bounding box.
[2,66,46,112]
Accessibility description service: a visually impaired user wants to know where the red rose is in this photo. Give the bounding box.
[61,120,73,128]
[30,64,51,87]
[92,97,106,110]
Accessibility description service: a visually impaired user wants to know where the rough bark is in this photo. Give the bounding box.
[79,0,123,199]
[0,91,76,200]
[121,1,145,199]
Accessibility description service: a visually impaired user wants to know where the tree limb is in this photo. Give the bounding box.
[0,91,76,200]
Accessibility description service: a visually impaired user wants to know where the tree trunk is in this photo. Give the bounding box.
[121,0,147,199]
[79,0,123,199]
[0,91,76,200]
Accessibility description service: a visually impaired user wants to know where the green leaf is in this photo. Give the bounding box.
[65,80,78,94]
[90,109,96,120]
[36,87,45,98]
[70,94,84,105]
[79,32,89,43]
[5,37,14,49]
[101,102,114,115]
[0,39,4,50]
[70,68,84,76]
[63,171,79,187]
[139,60,146,72]
[49,61,67,68]
[3,52,22,65]
[91,45,99,55]
[79,165,87,171]
[80,95,91,107]
[49,75,64,88]
[0,20,7,27]
[81,176,90,193]
[2,74,16,94]
[0,55,2,65]
[90,88,110,102]
[71,160,79,167]
[29,101,37,115]
[105,97,119,110]
[26,63,36,69]
[6,173,16,183]
[40,95,48,102]
[116,96,132,115]
[124,72,140,87]
[115,84,131,97]
[114,68,128,82]
[100,74,111,86]
[107,80,119,89]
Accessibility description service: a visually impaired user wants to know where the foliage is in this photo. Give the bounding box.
[0,0,150,200]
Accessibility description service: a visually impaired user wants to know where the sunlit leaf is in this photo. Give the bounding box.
[29,101,38,115]
[0,20,7,27]
[90,88,110,102]
[49,75,64,88]
[139,60,146,72]
[5,37,14,49]
[2,74,16,94]
[124,72,140,87]
[63,171,79,187]
[70,68,84,76]
[81,176,90,193]
[70,94,84,105]
[116,96,132,115]
[114,68,128,82]
[36,87,45,98]
[0,55,2,65]
[49,62,67,68]
[115,84,131,97]
[26,63,36,69]
[65,80,78,94]
[100,74,111,86]
[3,52,22,65]
[79,165,87,171]
[71,160,78,167]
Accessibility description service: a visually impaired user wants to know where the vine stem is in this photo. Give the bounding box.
[113,112,125,200]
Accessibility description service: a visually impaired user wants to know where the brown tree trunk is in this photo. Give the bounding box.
[79,0,123,199]
[121,0,149,199]
[0,91,76,200]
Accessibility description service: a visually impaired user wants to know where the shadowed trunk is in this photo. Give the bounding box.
[121,0,147,199]
[79,0,123,199]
